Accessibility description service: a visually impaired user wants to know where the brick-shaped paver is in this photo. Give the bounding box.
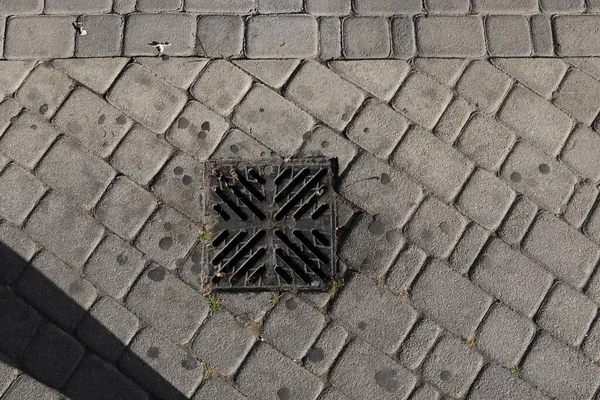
[392,127,472,202]
[5,16,75,59]
[151,153,203,221]
[136,0,182,11]
[305,323,348,375]
[262,295,326,359]
[233,84,313,155]
[531,14,554,56]
[0,0,43,14]
[258,0,302,12]
[25,193,104,268]
[246,15,318,58]
[499,86,573,156]
[416,16,485,57]
[286,60,365,131]
[386,245,427,294]
[522,333,600,399]
[197,15,243,58]
[340,153,423,228]
[563,126,600,183]
[36,136,115,211]
[342,17,390,59]
[448,223,489,274]
[555,69,600,124]
[53,58,128,94]
[584,318,600,362]
[422,335,484,398]
[411,260,492,338]
[565,182,598,228]
[219,291,273,322]
[108,64,187,133]
[119,327,202,398]
[486,16,532,56]
[237,343,324,400]
[136,57,208,90]
[0,163,45,225]
[537,283,596,347]
[75,15,123,58]
[16,64,73,118]
[193,377,246,400]
[54,87,132,158]
[456,61,512,113]
[354,0,422,14]
[524,212,600,288]
[124,13,196,56]
[45,0,111,13]
[425,0,469,13]
[457,169,516,230]
[306,0,351,15]
[398,318,442,370]
[391,16,416,59]
[469,364,548,400]
[567,58,600,81]
[0,221,36,284]
[409,384,440,400]
[586,201,600,244]
[2,375,60,400]
[191,60,252,116]
[330,339,417,400]
[406,197,468,258]
[318,17,341,60]
[233,59,299,89]
[492,58,568,99]
[0,355,19,395]
[85,234,145,299]
[300,125,358,173]
[555,16,600,56]
[393,72,452,130]
[191,310,255,375]
[476,304,535,368]
[434,97,474,143]
[167,100,229,161]
[541,0,585,12]
[0,62,35,101]
[0,287,43,360]
[472,0,538,13]
[329,60,409,102]
[318,388,350,400]
[111,125,173,186]
[497,196,537,245]
[415,58,468,87]
[76,297,140,362]
[500,141,577,214]
[211,128,272,160]
[185,0,255,13]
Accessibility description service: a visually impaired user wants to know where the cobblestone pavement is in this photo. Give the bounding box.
[3,2,600,400]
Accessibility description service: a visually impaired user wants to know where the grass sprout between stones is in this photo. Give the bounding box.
[205,293,222,315]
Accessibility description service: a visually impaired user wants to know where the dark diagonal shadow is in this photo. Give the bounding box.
[0,240,193,400]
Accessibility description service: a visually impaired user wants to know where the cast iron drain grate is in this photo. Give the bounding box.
[203,158,338,290]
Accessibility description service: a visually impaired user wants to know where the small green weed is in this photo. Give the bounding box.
[198,227,214,243]
[206,293,222,315]
[509,366,520,377]
[329,280,345,297]
[271,292,280,307]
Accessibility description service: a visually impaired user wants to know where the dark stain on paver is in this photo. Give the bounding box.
[197,131,207,140]
[30,124,38,130]
[363,127,370,134]
[190,263,202,274]
[321,140,330,148]
[98,114,106,125]
[116,115,127,125]
[357,321,367,330]
[421,229,433,242]
[230,144,239,153]
[191,252,202,264]
[116,253,128,265]
[175,258,186,268]
[155,102,167,111]
[68,281,83,295]
[380,173,391,185]
[277,387,291,400]
[146,347,160,359]
[158,237,174,250]
[182,175,193,185]
[510,171,522,183]
[181,357,198,370]
[177,117,190,129]
[147,266,166,282]
[386,230,400,244]
[307,347,325,362]
[374,369,400,392]
[285,298,298,310]
[201,121,211,131]
[440,370,453,381]
[163,222,173,231]
[39,104,49,114]
[173,166,184,176]
[539,163,551,174]
[368,220,385,235]
[439,221,451,234]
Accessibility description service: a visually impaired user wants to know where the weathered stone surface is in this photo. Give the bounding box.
[531,14,554,56]
[416,16,485,57]
[0,0,43,14]
[485,15,532,56]
[305,323,348,376]
[497,196,537,245]
[300,125,357,173]
[124,13,196,56]
[456,61,512,113]
[0,221,36,284]
[469,364,548,400]
[398,318,442,370]
[53,58,128,94]
[5,16,75,59]
[319,17,342,60]
[415,58,468,87]
[425,0,469,13]
[2,375,60,400]
[257,0,302,12]
[185,0,255,13]
[233,59,299,89]
[0,287,43,361]
[555,69,600,124]
[448,223,489,274]
[197,15,243,58]
[76,15,123,58]
[386,245,427,295]
[136,57,207,90]
[16,63,73,118]
[492,58,568,99]
[246,15,318,58]
[563,125,600,183]
[434,97,474,143]
[354,0,422,14]
[0,62,35,100]
[565,182,598,229]
[0,163,45,225]
[305,0,350,15]
[342,17,390,58]
[472,0,538,13]
[211,128,272,160]
[555,16,600,56]
[391,16,416,59]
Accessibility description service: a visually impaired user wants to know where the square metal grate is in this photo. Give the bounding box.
[203,158,338,290]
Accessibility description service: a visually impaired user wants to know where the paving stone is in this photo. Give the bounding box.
[555,69,600,124]
[0,154,9,171]
[76,15,123,58]
[0,221,36,284]
[2,375,60,400]
[113,0,136,12]
[45,0,111,12]
[523,333,600,399]
[540,0,584,11]
[0,164,45,225]
[585,200,600,246]
[469,363,549,400]
[416,16,485,57]
[330,339,417,400]
[318,388,350,400]
[583,318,600,362]
[531,14,554,56]
[414,58,468,87]
[331,273,417,354]
[391,16,416,59]
[262,295,326,359]
[0,286,43,361]
[65,354,149,400]
[306,0,350,15]
[412,259,492,338]
[211,128,272,160]
[500,141,577,213]
[0,99,21,135]
[319,17,342,60]
[137,0,182,11]
[185,0,255,13]
[409,384,440,400]
[0,0,43,14]
[119,327,203,399]
[485,16,532,57]
[25,193,104,269]
[563,125,600,183]
[448,223,489,274]
[536,283,596,347]
[172,241,204,290]
[342,17,390,59]
[524,212,599,288]
[422,335,484,398]
[425,0,469,13]
[392,127,473,203]
[434,97,474,143]
[196,16,243,58]
[16,63,73,118]
[555,16,600,56]
[287,60,365,131]
[567,58,600,81]
[36,136,115,211]
[53,58,128,94]
[492,58,568,99]
[5,16,75,59]
[0,355,18,396]
[237,342,324,400]
[300,125,357,173]
[246,15,318,58]
[456,61,512,113]
[386,245,427,295]
[305,323,348,376]
[476,303,535,368]
[340,152,423,228]
[233,84,313,155]
[586,267,600,305]
[124,13,195,56]
[54,88,132,158]
[82,232,143,302]
[457,169,516,230]
[456,114,516,171]
[258,0,302,12]
[220,291,273,322]
[233,60,299,89]
[393,72,452,130]
[108,64,187,133]
[0,62,35,100]
[354,0,422,14]
[193,377,246,399]
[111,125,173,186]
[167,101,229,161]
[136,57,208,90]
[346,99,408,160]
[472,0,538,12]
[192,310,255,375]
[565,182,598,229]
[398,318,442,371]
[191,60,252,116]
[0,113,56,169]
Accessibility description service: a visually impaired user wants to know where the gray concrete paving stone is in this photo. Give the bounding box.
[192,377,247,399]
[304,322,348,376]
[391,16,416,59]
[555,69,600,124]
[318,17,342,61]
[497,195,537,245]
[456,61,512,114]
[564,182,598,229]
[434,96,474,144]
[75,15,124,58]
[342,17,390,59]
[0,286,43,361]
[15,63,73,119]
[0,112,58,169]
[124,13,196,57]
[196,15,244,58]
[562,125,600,183]
[492,58,568,99]
[398,317,442,371]
[385,244,427,295]
[0,163,45,225]
[246,15,318,59]
[52,58,128,94]
[0,220,36,284]
[416,16,485,57]
[448,222,489,274]
[4,16,76,59]
[468,363,549,400]
[485,15,532,57]
[299,125,357,174]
